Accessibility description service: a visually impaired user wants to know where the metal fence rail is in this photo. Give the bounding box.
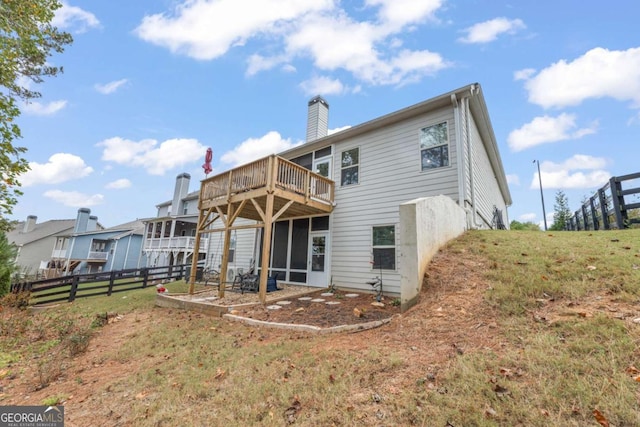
[566,172,640,230]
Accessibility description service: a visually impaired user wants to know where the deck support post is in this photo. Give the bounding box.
[218,203,235,298]
[188,209,205,294]
[259,193,274,304]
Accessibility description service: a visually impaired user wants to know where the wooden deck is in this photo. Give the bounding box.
[198,155,335,220]
[189,155,335,302]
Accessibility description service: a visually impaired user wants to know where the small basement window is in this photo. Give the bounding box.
[372,225,395,270]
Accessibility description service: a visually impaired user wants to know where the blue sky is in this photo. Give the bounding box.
[11,0,640,228]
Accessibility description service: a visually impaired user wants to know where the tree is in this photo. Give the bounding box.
[509,220,541,231]
[0,233,18,296]
[550,190,572,231]
[0,1,73,232]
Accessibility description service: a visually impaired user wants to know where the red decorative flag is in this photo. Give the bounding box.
[202,147,213,175]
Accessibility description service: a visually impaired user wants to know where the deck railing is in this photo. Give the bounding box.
[200,155,335,206]
[144,236,209,251]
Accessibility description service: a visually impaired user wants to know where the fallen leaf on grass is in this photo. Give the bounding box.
[214,368,226,379]
[484,407,497,418]
[626,366,640,375]
[135,391,148,400]
[284,397,302,425]
[586,265,597,271]
[593,409,609,427]
[493,384,511,398]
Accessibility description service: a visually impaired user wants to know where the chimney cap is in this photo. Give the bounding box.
[27,215,37,220]
[308,96,329,108]
[176,173,191,179]
[78,207,91,213]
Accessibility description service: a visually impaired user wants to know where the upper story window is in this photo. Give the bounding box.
[341,147,359,186]
[183,201,189,215]
[420,122,449,170]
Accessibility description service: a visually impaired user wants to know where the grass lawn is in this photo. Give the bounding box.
[1,230,639,426]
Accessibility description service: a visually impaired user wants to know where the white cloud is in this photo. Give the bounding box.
[514,68,535,81]
[508,113,597,151]
[282,64,297,73]
[21,100,67,116]
[519,213,537,222]
[135,0,333,60]
[135,0,450,87]
[458,17,525,44]
[300,76,348,96]
[44,190,104,207]
[531,155,611,190]
[97,137,207,175]
[105,178,132,189]
[522,47,640,108]
[52,2,100,33]
[542,154,608,172]
[328,125,352,135]
[220,131,303,167]
[286,14,448,86]
[628,111,640,126]
[246,54,287,76]
[506,174,520,186]
[95,79,129,95]
[21,153,93,187]
[365,0,443,30]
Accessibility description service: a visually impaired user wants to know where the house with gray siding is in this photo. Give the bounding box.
[6,215,77,277]
[142,173,257,283]
[192,83,511,301]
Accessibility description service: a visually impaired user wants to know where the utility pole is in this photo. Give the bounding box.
[534,160,548,231]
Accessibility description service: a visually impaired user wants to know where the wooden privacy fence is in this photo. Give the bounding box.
[10,264,194,306]
[566,172,640,231]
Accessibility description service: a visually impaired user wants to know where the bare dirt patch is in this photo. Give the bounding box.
[230,289,400,328]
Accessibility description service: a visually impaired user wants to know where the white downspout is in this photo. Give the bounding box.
[466,85,484,228]
[451,94,466,212]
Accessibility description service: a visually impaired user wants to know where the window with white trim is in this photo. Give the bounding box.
[420,122,449,170]
[372,225,395,270]
[341,147,359,186]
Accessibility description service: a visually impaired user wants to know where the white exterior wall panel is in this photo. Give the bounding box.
[469,113,509,228]
[328,106,459,295]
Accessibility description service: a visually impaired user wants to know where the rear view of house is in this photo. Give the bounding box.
[190,83,511,306]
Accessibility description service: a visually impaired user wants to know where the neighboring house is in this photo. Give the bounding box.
[189,84,512,303]
[48,213,147,277]
[6,215,77,277]
[141,174,256,283]
[141,174,203,269]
